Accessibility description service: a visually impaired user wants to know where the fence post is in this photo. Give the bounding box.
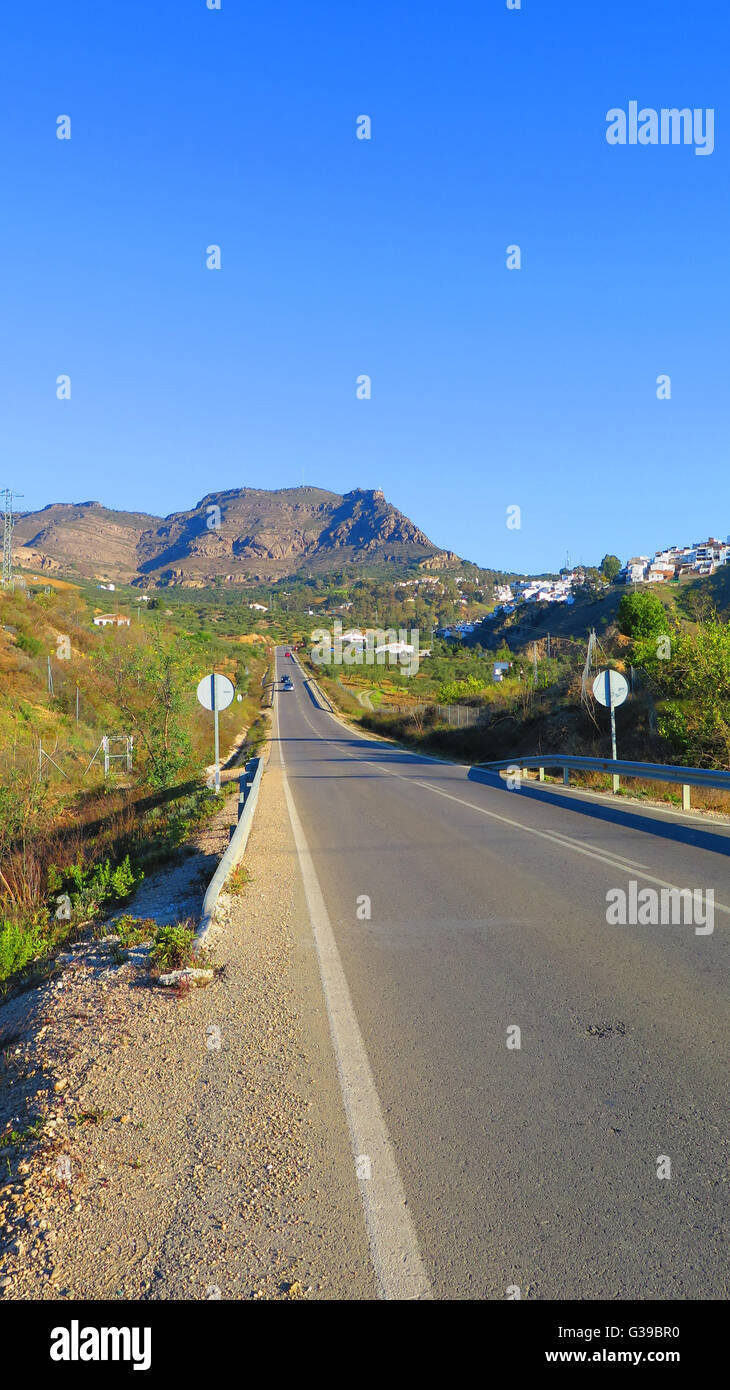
[563,767,570,786]
[538,767,545,782]
[682,784,691,812]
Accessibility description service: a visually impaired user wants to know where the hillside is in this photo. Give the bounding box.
[0,580,270,983]
[473,587,625,650]
[475,569,730,657]
[14,487,454,587]
[13,503,160,582]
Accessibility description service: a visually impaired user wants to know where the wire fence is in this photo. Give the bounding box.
[384,702,488,728]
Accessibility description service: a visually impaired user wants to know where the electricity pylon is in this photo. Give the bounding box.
[1,489,23,587]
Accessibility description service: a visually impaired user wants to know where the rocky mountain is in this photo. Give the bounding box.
[13,487,456,586]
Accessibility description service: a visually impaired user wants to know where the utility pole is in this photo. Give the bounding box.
[1,489,23,587]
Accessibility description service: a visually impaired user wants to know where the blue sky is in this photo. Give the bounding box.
[1,0,728,573]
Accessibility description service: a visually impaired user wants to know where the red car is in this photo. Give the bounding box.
[285,650,292,658]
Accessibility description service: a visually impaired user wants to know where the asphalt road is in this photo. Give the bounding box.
[272,648,730,1301]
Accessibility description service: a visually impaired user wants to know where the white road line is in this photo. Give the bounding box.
[276,675,432,1301]
[412,779,730,917]
[285,667,730,917]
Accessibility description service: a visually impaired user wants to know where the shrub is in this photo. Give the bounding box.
[436,675,488,703]
[47,854,143,918]
[226,863,250,895]
[15,631,43,658]
[151,923,195,972]
[0,912,52,983]
[112,915,156,947]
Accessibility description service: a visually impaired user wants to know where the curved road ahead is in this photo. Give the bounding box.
[273,648,729,1301]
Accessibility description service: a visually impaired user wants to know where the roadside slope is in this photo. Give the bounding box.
[1,758,375,1301]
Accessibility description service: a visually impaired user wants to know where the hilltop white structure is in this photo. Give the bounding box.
[619,537,730,584]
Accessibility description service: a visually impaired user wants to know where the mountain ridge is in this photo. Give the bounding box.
[13,486,461,586]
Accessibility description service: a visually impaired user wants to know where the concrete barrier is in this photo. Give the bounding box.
[194,756,264,952]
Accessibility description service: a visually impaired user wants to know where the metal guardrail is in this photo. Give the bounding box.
[306,675,334,712]
[478,755,730,811]
[261,665,275,708]
[194,756,264,951]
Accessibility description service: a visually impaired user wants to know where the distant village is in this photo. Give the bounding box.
[437,534,730,642]
[619,537,730,584]
[90,533,730,649]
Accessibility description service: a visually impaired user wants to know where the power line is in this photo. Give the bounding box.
[1,489,24,587]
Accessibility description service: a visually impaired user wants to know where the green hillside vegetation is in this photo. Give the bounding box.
[305,583,730,810]
[0,582,268,986]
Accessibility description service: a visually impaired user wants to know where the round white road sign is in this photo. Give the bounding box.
[592,668,629,708]
[196,673,235,711]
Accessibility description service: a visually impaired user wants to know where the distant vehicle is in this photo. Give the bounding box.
[282,675,293,690]
[285,650,292,658]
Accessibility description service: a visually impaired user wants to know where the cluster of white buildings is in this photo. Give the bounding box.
[620,537,730,584]
[435,571,587,639]
[397,575,445,588]
[338,628,429,659]
[436,620,479,640]
[487,573,580,621]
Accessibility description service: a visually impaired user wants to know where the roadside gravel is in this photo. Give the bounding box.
[0,756,375,1301]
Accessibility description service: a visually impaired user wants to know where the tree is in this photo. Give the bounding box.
[616,590,667,640]
[94,633,198,788]
[652,620,730,766]
[600,554,622,582]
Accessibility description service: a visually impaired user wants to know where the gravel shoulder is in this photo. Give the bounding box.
[0,756,375,1301]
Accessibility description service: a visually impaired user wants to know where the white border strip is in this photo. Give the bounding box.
[277,688,432,1300]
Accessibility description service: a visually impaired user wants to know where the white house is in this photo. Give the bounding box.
[372,640,416,660]
[93,613,130,628]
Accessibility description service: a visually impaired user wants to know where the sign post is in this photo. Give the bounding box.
[196,673,235,794]
[592,667,629,792]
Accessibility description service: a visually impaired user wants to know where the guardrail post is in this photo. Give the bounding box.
[238,759,259,819]
[538,767,545,782]
[563,767,570,786]
[682,784,691,812]
[612,773,620,794]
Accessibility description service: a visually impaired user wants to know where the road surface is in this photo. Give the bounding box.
[273,648,729,1300]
